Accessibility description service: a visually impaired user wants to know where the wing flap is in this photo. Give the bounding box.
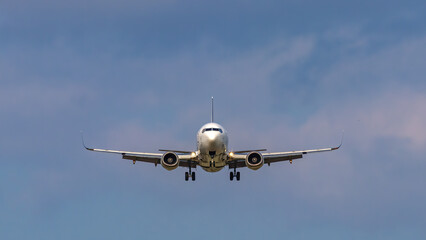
[122,154,160,164]
[264,153,303,164]
[122,154,197,168]
[178,160,197,168]
[228,160,247,169]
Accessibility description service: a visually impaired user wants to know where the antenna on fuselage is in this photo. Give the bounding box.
[211,96,214,122]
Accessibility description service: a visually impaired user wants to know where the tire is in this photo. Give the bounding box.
[230,172,234,181]
[192,172,195,181]
[185,172,189,181]
[236,172,240,181]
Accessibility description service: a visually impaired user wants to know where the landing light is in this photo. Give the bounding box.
[229,152,234,157]
[191,152,196,157]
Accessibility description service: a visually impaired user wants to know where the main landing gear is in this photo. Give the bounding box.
[185,172,195,181]
[230,167,240,181]
[185,161,195,181]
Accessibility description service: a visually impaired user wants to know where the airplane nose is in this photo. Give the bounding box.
[199,131,225,159]
[207,132,218,141]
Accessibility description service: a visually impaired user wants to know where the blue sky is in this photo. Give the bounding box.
[1,0,426,239]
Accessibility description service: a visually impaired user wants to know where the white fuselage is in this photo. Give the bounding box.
[196,122,228,172]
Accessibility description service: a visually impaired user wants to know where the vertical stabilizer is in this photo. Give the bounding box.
[211,97,214,122]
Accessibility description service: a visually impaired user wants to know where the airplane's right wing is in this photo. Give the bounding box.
[84,144,162,164]
[82,134,198,167]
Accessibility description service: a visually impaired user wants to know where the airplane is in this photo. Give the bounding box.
[82,97,342,181]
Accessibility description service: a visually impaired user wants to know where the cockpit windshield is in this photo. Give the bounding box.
[202,128,223,133]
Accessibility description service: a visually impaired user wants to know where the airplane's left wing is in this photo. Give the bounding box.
[262,145,341,164]
[227,135,343,168]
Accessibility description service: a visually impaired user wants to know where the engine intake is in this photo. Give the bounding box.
[245,152,264,170]
[161,152,179,170]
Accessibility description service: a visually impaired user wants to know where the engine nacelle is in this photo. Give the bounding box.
[161,152,179,171]
[245,152,264,170]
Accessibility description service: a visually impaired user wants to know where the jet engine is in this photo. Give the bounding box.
[245,152,264,170]
[161,152,179,170]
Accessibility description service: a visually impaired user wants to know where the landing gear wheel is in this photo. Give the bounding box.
[192,172,195,181]
[230,172,234,181]
[236,172,240,181]
[185,172,189,181]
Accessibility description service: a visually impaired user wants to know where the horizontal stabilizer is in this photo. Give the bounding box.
[233,149,267,154]
[158,149,193,154]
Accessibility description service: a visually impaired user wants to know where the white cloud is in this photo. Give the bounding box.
[336,89,426,151]
[125,36,316,122]
[321,36,426,89]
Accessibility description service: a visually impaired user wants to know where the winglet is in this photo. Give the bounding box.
[80,131,94,151]
[331,131,344,150]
